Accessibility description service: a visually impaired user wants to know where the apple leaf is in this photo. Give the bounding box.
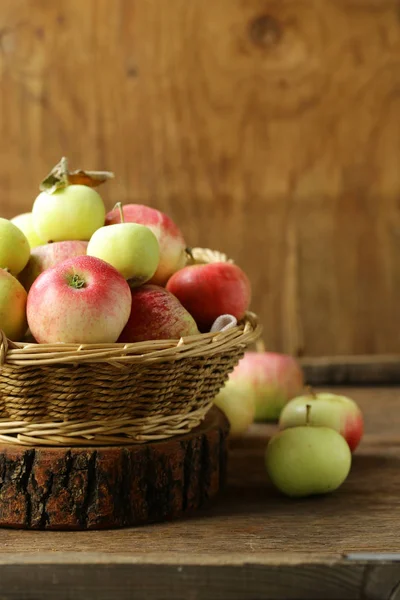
[68,169,115,188]
[40,157,115,194]
[39,157,70,194]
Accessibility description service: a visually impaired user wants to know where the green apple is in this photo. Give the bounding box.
[0,218,30,275]
[265,425,352,497]
[32,184,106,242]
[0,269,28,340]
[11,212,44,249]
[87,222,160,283]
[214,377,255,436]
[279,392,364,452]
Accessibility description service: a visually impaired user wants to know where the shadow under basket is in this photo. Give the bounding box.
[0,248,261,447]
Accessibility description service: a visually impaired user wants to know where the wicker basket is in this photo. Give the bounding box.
[0,248,261,447]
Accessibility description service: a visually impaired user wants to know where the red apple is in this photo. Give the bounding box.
[27,255,131,344]
[19,241,88,291]
[218,351,304,422]
[166,262,251,332]
[105,204,186,285]
[118,284,199,343]
[279,392,364,452]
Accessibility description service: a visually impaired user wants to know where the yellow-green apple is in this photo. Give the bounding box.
[27,255,131,344]
[87,221,160,284]
[0,269,28,341]
[19,241,88,291]
[32,184,105,242]
[214,378,255,436]
[0,218,30,275]
[220,352,304,422]
[105,204,186,285]
[118,284,199,342]
[265,424,352,497]
[166,262,251,331]
[11,213,44,249]
[279,392,364,452]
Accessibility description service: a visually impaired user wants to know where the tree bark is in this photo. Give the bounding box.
[0,408,229,530]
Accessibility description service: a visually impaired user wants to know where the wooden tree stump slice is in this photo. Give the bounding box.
[0,407,229,530]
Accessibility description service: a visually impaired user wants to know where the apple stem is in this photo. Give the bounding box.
[185,247,194,263]
[305,404,312,425]
[305,385,317,399]
[68,273,86,289]
[255,338,266,353]
[113,202,125,224]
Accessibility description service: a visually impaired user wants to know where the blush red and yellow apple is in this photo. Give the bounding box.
[221,351,304,423]
[27,255,131,344]
[105,204,187,285]
[19,240,88,291]
[279,391,364,452]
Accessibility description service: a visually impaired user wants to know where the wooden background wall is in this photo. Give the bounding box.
[1,0,400,357]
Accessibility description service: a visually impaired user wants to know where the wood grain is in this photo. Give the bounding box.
[301,354,400,384]
[1,1,400,356]
[0,387,399,600]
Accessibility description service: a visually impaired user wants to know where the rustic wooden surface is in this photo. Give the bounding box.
[301,354,400,384]
[1,1,400,356]
[0,386,400,599]
[0,407,228,530]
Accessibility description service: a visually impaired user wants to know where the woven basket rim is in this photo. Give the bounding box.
[0,311,261,366]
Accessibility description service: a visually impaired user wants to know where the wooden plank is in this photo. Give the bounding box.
[0,557,368,600]
[301,354,400,384]
[2,555,400,600]
[1,0,400,355]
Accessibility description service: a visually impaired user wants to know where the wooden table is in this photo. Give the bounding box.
[1,386,400,599]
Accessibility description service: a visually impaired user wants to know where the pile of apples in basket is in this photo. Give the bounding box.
[0,157,364,500]
[0,158,251,345]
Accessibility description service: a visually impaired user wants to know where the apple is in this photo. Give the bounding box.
[11,213,44,249]
[105,204,186,285]
[32,184,106,242]
[265,425,352,497]
[0,218,30,276]
[0,269,28,341]
[166,262,251,331]
[27,255,132,344]
[87,220,159,283]
[213,377,255,436]
[19,240,88,291]
[219,352,304,422]
[279,391,364,452]
[118,284,199,342]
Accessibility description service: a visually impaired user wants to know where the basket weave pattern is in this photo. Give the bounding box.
[0,248,261,446]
